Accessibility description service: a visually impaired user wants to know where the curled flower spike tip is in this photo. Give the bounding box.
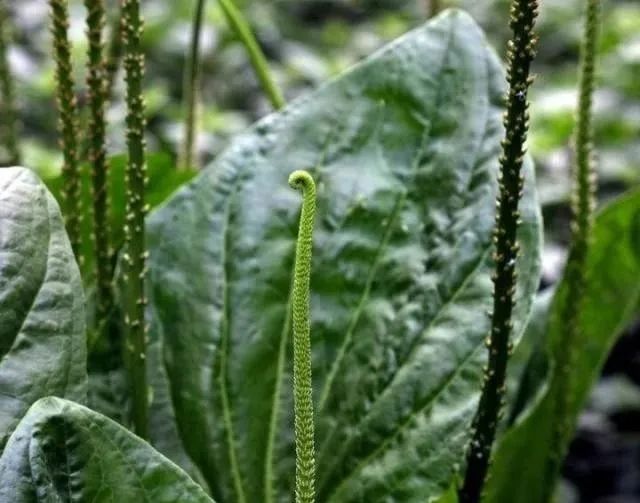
[289,169,314,192]
[289,169,317,503]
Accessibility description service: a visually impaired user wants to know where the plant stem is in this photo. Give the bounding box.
[180,0,206,170]
[459,1,540,502]
[544,1,601,499]
[85,0,112,322]
[217,0,285,110]
[121,0,149,440]
[0,0,19,166]
[429,0,442,16]
[288,170,317,503]
[104,4,123,100]
[49,0,82,258]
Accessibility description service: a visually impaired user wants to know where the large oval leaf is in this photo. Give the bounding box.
[0,167,87,449]
[0,397,214,502]
[485,189,640,503]
[144,9,542,502]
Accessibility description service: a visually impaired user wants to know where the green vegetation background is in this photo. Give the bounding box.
[3,0,640,500]
[9,1,640,226]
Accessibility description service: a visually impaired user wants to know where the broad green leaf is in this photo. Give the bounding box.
[0,397,214,502]
[144,10,542,502]
[0,167,87,450]
[485,189,640,503]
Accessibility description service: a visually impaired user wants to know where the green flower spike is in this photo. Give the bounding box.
[84,0,112,321]
[121,0,149,440]
[0,0,20,166]
[545,0,601,499]
[289,169,317,503]
[49,0,81,258]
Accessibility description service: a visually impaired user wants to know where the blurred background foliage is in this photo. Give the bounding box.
[2,1,640,500]
[5,0,640,280]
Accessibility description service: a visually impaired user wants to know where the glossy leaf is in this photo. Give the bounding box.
[0,167,87,450]
[144,10,542,502]
[0,397,214,502]
[485,189,640,503]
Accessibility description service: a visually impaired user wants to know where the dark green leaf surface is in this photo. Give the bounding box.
[485,190,640,503]
[144,10,542,502]
[0,397,214,502]
[0,167,87,450]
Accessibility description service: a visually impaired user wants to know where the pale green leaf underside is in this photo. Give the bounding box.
[145,9,542,502]
[0,397,214,502]
[485,189,640,503]
[0,167,87,451]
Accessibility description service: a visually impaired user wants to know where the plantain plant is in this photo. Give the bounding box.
[459,1,540,501]
[0,0,19,167]
[0,4,639,503]
[49,0,82,258]
[121,0,149,439]
[85,0,112,322]
[543,0,601,498]
[141,11,542,502]
[289,170,318,503]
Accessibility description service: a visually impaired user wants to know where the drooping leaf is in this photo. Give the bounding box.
[143,10,542,502]
[0,167,87,450]
[0,397,214,502]
[485,189,640,503]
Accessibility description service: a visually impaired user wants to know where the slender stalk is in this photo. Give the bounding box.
[544,1,601,499]
[459,1,540,502]
[104,4,123,100]
[85,0,112,322]
[288,170,317,503]
[121,0,149,440]
[429,0,442,16]
[217,0,285,109]
[49,0,82,258]
[180,0,206,170]
[0,0,19,166]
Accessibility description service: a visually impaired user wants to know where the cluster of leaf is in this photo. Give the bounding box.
[0,7,638,503]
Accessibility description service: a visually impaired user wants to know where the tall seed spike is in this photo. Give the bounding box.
[0,0,20,166]
[459,1,540,502]
[544,1,601,499]
[289,170,318,503]
[121,0,149,440]
[49,0,82,259]
[84,0,112,323]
